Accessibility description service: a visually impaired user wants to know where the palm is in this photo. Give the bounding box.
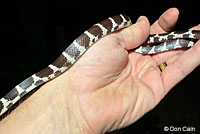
[65,8,200,133]
[71,30,165,132]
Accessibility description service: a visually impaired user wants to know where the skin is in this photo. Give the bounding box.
[0,8,200,134]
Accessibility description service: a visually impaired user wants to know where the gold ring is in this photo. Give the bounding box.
[158,62,167,72]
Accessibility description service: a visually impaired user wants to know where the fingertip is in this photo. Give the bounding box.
[132,16,150,45]
[190,24,200,30]
[168,8,179,17]
[120,15,150,50]
[136,16,151,36]
[136,16,148,23]
[159,8,179,32]
[136,16,149,24]
[134,16,150,45]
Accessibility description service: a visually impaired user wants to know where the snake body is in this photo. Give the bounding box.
[0,14,200,117]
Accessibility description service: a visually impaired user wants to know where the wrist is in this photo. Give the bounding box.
[0,72,93,134]
[54,72,95,134]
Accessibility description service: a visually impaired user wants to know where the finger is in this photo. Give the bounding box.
[190,24,200,30]
[151,8,179,34]
[153,24,200,64]
[119,16,150,50]
[162,25,200,93]
[151,8,180,63]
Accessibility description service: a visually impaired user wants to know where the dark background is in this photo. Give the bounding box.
[0,0,199,134]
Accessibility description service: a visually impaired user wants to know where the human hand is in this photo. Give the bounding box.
[1,7,200,134]
[61,8,200,134]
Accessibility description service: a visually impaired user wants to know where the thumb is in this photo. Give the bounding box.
[120,16,150,50]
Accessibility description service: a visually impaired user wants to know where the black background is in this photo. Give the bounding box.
[0,0,200,134]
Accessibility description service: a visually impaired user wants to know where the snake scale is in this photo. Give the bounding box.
[0,14,200,117]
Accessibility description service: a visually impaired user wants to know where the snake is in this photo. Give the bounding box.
[0,14,200,118]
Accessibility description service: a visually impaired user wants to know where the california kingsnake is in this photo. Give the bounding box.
[0,14,200,117]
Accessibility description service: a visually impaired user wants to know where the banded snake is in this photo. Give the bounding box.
[0,14,200,117]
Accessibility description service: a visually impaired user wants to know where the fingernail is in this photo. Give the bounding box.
[136,16,144,23]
